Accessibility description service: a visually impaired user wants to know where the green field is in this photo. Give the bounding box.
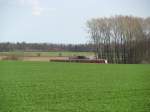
[0,51,94,57]
[0,61,150,112]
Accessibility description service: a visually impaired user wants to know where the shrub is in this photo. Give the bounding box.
[37,53,41,57]
[58,52,62,57]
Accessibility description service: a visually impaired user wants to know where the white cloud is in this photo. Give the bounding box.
[17,0,56,16]
[31,0,41,16]
[17,0,42,16]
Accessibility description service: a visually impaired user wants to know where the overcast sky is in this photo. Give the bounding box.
[0,0,150,44]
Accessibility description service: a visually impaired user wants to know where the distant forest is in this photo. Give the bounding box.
[0,42,94,52]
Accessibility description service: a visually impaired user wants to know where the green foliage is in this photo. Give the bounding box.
[0,61,150,112]
[58,52,62,57]
[36,53,41,57]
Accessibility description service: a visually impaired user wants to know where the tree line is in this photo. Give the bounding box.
[87,15,150,63]
[0,42,94,52]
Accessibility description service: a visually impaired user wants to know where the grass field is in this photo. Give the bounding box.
[0,51,94,57]
[0,61,150,112]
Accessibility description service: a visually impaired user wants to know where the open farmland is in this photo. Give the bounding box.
[0,61,150,112]
[0,51,95,62]
[0,51,94,57]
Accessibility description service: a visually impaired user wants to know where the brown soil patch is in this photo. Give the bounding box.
[22,56,68,62]
[0,56,68,62]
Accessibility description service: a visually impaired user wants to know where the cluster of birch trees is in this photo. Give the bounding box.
[87,16,150,63]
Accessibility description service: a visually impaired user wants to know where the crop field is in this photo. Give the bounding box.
[0,61,150,112]
[0,51,94,57]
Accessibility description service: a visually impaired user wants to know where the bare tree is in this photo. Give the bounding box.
[87,15,150,63]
